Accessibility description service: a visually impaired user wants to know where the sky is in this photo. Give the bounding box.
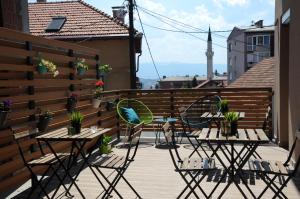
[29,0,275,79]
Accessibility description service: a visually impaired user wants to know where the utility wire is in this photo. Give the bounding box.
[137,5,274,51]
[141,22,232,33]
[134,1,161,81]
[138,6,270,59]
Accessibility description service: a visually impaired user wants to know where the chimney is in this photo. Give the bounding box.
[255,20,263,28]
[37,0,47,3]
[112,6,127,23]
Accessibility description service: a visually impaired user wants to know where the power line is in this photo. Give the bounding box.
[134,1,161,81]
[137,5,274,51]
[141,22,232,33]
[138,5,271,59]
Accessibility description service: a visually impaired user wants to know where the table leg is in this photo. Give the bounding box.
[45,140,85,198]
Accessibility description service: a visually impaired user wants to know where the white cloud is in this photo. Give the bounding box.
[213,0,249,7]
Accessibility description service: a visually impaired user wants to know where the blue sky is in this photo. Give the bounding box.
[29,0,275,79]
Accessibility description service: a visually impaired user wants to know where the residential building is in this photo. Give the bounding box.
[227,20,274,84]
[0,0,29,32]
[274,0,300,158]
[28,0,142,90]
[228,57,274,88]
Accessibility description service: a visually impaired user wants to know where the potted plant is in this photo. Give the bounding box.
[218,99,229,114]
[222,112,239,136]
[0,99,12,127]
[92,80,104,108]
[98,64,112,76]
[67,93,78,112]
[37,58,59,77]
[99,135,113,154]
[37,110,53,132]
[75,58,89,75]
[70,111,83,134]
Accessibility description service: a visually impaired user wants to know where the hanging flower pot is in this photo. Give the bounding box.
[37,64,48,74]
[0,110,9,127]
[67,93,78,112]
[0,100,12,128]
[75,58,89,76]
[92,98,102,108]
[37,111,53,132]
[98,64,112,76]
[77,67,86,75]
[37,58,59,77]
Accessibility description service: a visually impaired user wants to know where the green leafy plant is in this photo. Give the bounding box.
[224,112,239,122]
[98,64,112,73]
[100,135,113,154]
[70,111,83,124]
[218,99,229,113]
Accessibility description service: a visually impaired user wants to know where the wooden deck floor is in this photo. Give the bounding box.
[6,143,300,199]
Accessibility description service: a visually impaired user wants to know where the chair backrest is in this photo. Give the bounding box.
[182,95,221,128]
[117,98,153,126]
[11,123,42,165]
[283,137,300,175]
[162,122,182,168]
[123,122,144,163]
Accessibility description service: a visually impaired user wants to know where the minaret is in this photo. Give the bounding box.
[206,26,214,80]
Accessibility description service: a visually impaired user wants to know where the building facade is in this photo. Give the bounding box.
[227,21,274,84]
[274,0,300,158]
[28,0,142,90]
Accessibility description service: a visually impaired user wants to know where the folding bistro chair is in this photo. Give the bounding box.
[12,126,70,199]
[247,137,300,199]
[91,123,144,199]
[178,95,221,158]
[163,122,217,199]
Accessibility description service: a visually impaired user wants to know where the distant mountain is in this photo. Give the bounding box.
[137,62,227,79]
[139,78,158,89]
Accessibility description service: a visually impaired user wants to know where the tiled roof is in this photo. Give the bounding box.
[228,57,275,88]
[28,0,129,39]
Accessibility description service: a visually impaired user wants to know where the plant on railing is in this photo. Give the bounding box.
[37,110,53,132]
[69,111,83,134]
[218,99,229,114]
[92,80,104,108]
[0,99,12,127]
[75,58,89,75]
[98,64,112,76]
[99,135,113,154]
[67,93,78,112]
[37,58,59,77]
[222,112,239,136]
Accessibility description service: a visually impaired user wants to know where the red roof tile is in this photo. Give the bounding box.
[228,57,275,88]
[28,0,129,39]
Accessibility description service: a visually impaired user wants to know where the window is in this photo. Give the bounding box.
[45,16,66,32]
[257,36,264,45]
[228,57,232,66]
[263,35,270,46]
[247,36,253,51]
[228,43,232,52]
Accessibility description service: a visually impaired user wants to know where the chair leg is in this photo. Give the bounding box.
[177,170,200,199]
[120,172,142,198]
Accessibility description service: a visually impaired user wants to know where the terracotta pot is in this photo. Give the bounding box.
[92,98,102,108]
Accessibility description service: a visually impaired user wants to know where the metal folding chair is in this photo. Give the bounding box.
[91,123,144,199]
[163,122,217,199]
[248,137,300,199]
[12,126,71,199]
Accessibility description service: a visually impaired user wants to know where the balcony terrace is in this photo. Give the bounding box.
[0,28,299,199]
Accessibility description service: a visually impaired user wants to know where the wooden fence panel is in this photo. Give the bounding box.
[0,28,119,193]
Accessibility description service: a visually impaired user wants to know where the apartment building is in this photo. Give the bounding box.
[227,20,274,83]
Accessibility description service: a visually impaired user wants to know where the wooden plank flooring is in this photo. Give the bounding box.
[5,143,300,199]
